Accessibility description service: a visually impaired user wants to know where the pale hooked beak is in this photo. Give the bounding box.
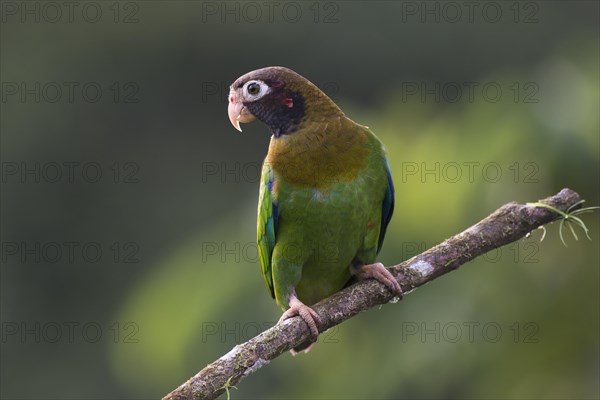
[228,92,256,132]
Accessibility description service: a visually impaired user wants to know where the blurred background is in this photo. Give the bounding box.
[1,1,599,399]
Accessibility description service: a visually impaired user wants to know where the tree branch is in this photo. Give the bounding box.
[164,188,583,400]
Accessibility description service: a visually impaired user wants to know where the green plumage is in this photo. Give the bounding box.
[257,101,393,310]
[230,66,395,319]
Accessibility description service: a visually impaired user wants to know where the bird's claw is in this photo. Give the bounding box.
[278,297,321,337]
[355,262,403,298]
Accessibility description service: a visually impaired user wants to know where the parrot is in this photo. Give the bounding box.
[227,66,401,351]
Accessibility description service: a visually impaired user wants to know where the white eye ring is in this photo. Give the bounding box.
[242,80,269,101]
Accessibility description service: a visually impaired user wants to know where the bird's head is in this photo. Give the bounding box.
[227,66,343,137]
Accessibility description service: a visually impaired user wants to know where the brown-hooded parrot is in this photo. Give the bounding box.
[227,66,401,351]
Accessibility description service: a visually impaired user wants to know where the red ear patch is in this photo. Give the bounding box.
[283,98,294,108]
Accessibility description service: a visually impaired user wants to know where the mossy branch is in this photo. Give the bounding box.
[164,188,585,400]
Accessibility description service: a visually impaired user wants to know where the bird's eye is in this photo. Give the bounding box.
[247,83,260,95]
[243,80,269,100]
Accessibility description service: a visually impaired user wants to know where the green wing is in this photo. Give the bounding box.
[257,162,277,298]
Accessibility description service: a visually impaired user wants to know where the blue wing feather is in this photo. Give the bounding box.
[377,159,395,253]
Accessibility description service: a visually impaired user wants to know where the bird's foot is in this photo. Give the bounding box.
[279,296,321,355]
[278,296,321,338]
[353,262,403,298]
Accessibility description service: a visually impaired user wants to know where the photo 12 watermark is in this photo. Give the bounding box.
[200,241,343,265]
[200,1,340,24]
[400,321,540,343]
[1,161,140,184]
[399,1,540,24]
[198,238,540,266]
[1,321,140,344]
[400,161,540,184]
[402,240,540,264]
[1,1,140,24]
[198,160,541,186]
[399,81,539,104]
[1,241,141,264]
[1,81,140,104]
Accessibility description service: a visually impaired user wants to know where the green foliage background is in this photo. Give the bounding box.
[2,1,598,399]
